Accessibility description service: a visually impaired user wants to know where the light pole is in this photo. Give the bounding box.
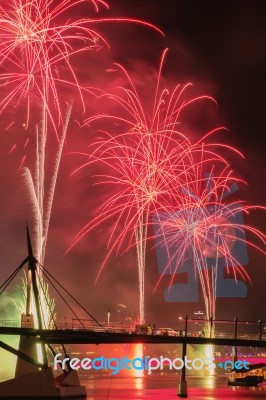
[107,308,111,327]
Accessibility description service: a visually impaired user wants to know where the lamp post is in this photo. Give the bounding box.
[107,308,111,327]
[178,315,188,398]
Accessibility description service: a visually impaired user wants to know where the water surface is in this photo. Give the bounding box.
[80,375,266,399]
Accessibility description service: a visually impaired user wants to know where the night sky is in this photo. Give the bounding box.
[0,0,265,329]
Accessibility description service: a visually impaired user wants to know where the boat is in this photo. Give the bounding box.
[227,363,266,387]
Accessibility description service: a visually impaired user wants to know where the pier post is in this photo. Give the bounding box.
[259,319,263,341]
[178,315,188,398]
[234,317,238,339]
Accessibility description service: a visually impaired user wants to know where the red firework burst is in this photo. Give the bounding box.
[68,50,241,323]
[0,0,163,131]
[153,167,266,320]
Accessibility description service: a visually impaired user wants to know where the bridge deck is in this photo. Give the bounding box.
[1,327,266,348]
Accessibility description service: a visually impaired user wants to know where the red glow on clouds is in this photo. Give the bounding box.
[0,0,265,329]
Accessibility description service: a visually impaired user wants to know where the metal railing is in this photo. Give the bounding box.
[0,320,20,328]
[0,317,265,342]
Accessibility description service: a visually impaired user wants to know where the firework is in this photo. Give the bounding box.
[0,0,104,127]
[153,168,266,323]
[0,0,162,129]
[0,1,163,370]
[0,0,163,257]
[22,103,73,263]
[0,0,108,366]
[69,50,236,324]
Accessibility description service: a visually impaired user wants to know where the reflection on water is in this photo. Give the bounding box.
[78,376,266,399]
[201,376,217,389]
[134,377,144,390]
[205,344,215,377]
[133,344,144,378]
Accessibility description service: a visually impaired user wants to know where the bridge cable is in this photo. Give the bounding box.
[37,274,57,330]
[0,257,28,296]
[36,268,84,367]
[38,262,107,332]
[39,266,88,329]
[37,272,69,360]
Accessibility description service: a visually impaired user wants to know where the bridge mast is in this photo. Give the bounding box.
[26,223,48,367]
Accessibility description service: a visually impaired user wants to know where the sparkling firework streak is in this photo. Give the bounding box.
[0,0,162,277]
[0,1,162,368]
[69,50,240,324]
[0,0,163,130]
[0,0,113,363]
[153,168,266,323]
[0,0,163,155]
[22,103,72,263]
[0,0,105,128]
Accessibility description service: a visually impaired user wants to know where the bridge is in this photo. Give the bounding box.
[1,318,266,347]
[0,226,265,399]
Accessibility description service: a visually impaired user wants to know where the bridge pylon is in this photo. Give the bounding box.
[15,314,39,377]
[0,225,87,399]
